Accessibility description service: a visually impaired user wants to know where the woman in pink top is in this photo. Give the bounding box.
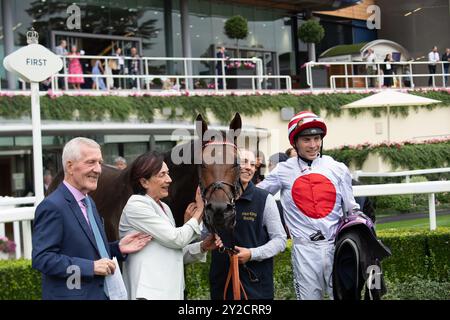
[68,45,84,90]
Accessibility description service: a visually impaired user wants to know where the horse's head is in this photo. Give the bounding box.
[196,113,242,235]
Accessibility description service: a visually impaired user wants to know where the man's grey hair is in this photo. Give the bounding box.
[114,156,127,164]
[62,137,100,173]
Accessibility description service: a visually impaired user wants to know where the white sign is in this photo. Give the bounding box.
[3,43,63,83]
[12,173,25,191]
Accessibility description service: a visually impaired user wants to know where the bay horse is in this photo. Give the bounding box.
[47,113,243,242]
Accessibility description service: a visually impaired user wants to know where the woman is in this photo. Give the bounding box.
[119,151,221,300]
[91,59,106,90]
[68,45,84,90]
[382,53,394,87]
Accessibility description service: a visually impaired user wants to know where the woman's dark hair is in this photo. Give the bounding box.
[129,151,164,195]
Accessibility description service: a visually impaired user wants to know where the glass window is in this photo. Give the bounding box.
[102,143,119,166]
[124,142,148,163]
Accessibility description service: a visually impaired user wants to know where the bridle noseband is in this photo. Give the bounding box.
[198,140,242,235]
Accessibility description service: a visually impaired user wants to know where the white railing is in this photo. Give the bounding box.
[0,196,35,259]
[353,167,450,183]
[51,55,286,92]
[353,181,450,231]
[1,179,448,260]
[306,60,449,90]
[353,168,450,230]
[51,73,292,92]
[330,73,448,90]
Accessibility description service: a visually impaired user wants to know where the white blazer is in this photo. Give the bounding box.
[119,194,205,300]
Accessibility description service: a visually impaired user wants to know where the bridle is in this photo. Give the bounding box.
[198,140,242,235]
[197,140,248,300]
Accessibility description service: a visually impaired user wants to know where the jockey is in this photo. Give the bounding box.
[258,111,360,300]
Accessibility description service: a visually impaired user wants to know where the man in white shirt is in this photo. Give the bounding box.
[363,48,377,87]
[258,111,360,300]
[428,46,440,86]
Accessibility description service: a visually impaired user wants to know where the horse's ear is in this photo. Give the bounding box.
[229,113,242,136]
[195,114,208,139]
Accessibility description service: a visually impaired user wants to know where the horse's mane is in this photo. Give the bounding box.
[163,140,199,227]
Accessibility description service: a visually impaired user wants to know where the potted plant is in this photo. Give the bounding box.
[224,15,248,58]
[0,236,16,259]
[225,60,256,89]
[298,19,325,62]
[151,77,163,89]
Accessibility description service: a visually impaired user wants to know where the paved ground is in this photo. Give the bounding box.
[377,209,450,223]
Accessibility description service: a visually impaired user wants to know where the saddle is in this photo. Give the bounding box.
[332,212,392,300]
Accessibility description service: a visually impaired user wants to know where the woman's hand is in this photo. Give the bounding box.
[195,186,204,213]
[184,202,197,223]
[184,187,205,224]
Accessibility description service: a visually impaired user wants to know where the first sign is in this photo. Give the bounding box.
[3,43,63,83]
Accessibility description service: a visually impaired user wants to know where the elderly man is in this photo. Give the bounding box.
[32,137,151,300]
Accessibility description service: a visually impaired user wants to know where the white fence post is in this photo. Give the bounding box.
[13,221,22,259]
[22,220,32,259]
[428,193,436,231]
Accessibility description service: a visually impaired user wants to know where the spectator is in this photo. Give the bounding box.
[162,77,175,90]
[68,45,84,90]
[111,47,125,89]
[114,156,127,170]
[209,149,286,300]
[403,64,413,88]
[268,152,289,172]
[216,46,228,89]
[127,47,140,89]
[32,137,151,300]
[352,179,376,223]
[119,151,221,299]
[268,152,290,238]
[381,53,394,88]
[43,170,53,195]
[54,39,68,90]
[363,48,377,87]
[91,59,106,90]
[286,147,297,158]
[428,46,440,86]
[442,48,450,86]
[251,150,266,184]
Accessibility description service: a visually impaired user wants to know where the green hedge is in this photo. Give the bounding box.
[0,90,449,124]
[1,227,449,300]
[0,259,41,299]
[325,139,450,170]
[378,228,450,282]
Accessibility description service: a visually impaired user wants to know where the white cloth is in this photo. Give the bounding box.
[249,194,287,261]
[119,194,204,300]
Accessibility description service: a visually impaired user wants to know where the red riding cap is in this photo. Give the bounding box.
[288,111,327,146]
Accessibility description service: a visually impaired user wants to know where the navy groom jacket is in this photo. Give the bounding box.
[32,183,123,300]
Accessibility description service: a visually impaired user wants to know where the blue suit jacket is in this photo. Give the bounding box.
[32,183,123,300]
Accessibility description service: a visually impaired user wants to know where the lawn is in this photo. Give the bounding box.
[376,214,450,230]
